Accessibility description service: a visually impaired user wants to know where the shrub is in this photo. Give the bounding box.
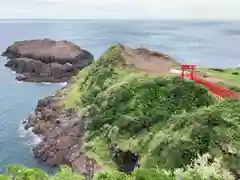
[174,154,235,180]
[232,72,239,75]
[144,100,240,170]
[0,165,84,180]
[210,68,225,72]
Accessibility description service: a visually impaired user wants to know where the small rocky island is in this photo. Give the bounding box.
[1,39,94,82]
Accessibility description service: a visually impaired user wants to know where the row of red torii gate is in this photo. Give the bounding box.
[180,64,235,99]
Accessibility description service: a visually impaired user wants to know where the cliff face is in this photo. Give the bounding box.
[25,44,239,179]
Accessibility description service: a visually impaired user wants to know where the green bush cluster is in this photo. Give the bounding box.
[0,154,235,180]
[64,45,239,175]
[232,72,239,76]
[85,74,214,135]
[210,68,225,72]
[143,100,240,170]
[69,45,214,135]
[0,165,83,180]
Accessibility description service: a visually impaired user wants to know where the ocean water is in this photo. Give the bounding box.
[0,19,240,172]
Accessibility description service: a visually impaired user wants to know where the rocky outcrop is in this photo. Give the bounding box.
[24,87,102,176]
[2,39,94,83]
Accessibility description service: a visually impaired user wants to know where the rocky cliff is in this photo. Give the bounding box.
[2,39,94,82]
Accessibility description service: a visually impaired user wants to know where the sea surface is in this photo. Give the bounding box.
[0,19,240,173]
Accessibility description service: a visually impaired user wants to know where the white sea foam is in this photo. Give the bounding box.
[41,82,51,85]
[39,82,67,86]
[19,122,42,146]
[60,82,67,87]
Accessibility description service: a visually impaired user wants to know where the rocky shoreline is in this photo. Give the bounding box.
[24,84,102,176]
[1,38,102,175]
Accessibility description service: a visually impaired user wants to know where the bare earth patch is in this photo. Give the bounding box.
[118,44,180,75]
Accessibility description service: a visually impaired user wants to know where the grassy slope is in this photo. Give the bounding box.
[197,68,240,91]
[63,45,239,173]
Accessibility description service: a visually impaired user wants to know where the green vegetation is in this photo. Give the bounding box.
[198,67,240,88]
[0,165,84,180]
[64,45,216,169]
[142,100,240,170]
[64,45,239,179]
[232,72,239,76]
[216,81,240,92]
[0,154,235,180]
[3,45,239,179]
[210,68,225,72]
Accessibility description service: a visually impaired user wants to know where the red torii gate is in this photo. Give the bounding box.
[181,64,196,80]
[180,64,235,99]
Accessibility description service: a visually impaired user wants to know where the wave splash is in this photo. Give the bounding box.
[19,122,42,146]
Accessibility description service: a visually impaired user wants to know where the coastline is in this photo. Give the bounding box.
[24,81,102,176]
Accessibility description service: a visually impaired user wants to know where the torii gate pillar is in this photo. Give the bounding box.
[181,64,196,80]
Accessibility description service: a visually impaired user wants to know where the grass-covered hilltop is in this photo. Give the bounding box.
[1,44,240,180]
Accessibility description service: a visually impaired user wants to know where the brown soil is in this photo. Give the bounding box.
[118,44,180,75]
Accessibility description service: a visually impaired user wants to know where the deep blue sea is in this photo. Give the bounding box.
[0,19,240,173]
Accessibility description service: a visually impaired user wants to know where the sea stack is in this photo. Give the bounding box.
[2,39,94,83]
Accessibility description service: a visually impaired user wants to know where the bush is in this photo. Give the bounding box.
[0,157,235,180]
[93,171,134,180]
[210,68,225,72]
[144,100,240,170]
[174,154,235,180]
[0,166,84,180]
[93,154,235,180]
[232,71,239,75]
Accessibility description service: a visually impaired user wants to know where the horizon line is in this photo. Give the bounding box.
[0,18,240,21]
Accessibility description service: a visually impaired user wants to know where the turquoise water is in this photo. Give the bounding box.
[0,20,240,172]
